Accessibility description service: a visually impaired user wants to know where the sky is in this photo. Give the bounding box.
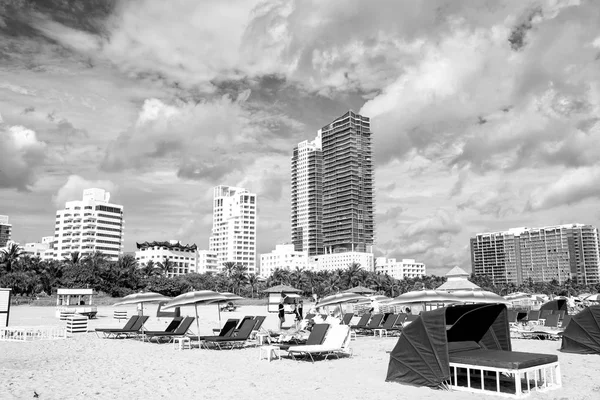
[1,0,600,275]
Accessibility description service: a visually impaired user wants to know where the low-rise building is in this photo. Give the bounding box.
[314,251,375,272]
[375,257,426,280]
[135,240,197,277]
[259,244,308,278]
[0,215,11,248]
[22,236,55,259]
[197,250,219,274]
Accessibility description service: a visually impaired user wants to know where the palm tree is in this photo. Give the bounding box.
[64,251,83,268]
[156,258,173,276]
[344,262,362,287]
[141,260,156,278]
[0,242,23,273]
[247,273,259,298]
[289,267,306,291]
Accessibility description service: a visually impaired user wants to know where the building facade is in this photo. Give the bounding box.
[0,215,11,248]
[259,244,308,278]
[320,110,374,254]
[52,188,124,261]
[196,250,219,274]
[208,185,257,273]
[471,224,600,285]
[375,257,426,280]
[313,251,375,272]
[135,240,197,277]
[22,236,55,258]
[291,135,323,256]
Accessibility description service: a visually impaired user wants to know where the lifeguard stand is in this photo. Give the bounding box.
[55,288,97,318]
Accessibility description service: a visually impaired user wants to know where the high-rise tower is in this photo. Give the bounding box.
[291,134,323,256]
[320,110,374,254]
[0,215,11,248]
[208,185,257,273]
[53,188,124,261]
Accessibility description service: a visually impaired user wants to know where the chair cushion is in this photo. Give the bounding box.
[449,349,558,369]
[448,341,481,354]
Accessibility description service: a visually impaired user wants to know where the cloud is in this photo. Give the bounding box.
[52,175,117,207]
[525,166,600,211]
[458,184,518,218]
[0,121,47,191]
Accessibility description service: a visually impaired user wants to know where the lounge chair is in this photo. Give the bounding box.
[350,313,370,329]
[278,323,330,351]
[540,310,553,321]
[140,317,184,340]
[144,317,195,343]
[203,319,256,350]
[553,310,566,320]
[560,314,572,329]
[95,315,149,339]
[341,313,354,325]
[372,314,398,337]
[194,319,239,346]
[287,324,352,362]
[525,310,540,325]
[304,313,315,320]
[507,311,518,326]
[95,315,139,338]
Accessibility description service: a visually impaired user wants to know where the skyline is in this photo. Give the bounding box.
[2,1,600,275]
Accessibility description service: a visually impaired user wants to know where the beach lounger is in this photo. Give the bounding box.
[98,315,149,339]
[560,315,572,329]
[95,315,139,338]
[144,317,195,343]
[341,313,354,325]
[141,317,183,335]
[525,310,540,325]
[553,310,566,320]
[287,324,352,362]
[304,313,315,320]
[278,323,330,351]
[203,319,256,350]
[350,313,370,330]
[194,319,239,347]
[447,341,561,397]
[372,314,398,337]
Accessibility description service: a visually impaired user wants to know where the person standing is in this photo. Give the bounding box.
[298,300,304,320]
[278,300,285,331]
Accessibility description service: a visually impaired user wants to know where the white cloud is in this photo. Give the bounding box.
[526,166,600,211]
[52,175,117,208]
[0,123,47,191]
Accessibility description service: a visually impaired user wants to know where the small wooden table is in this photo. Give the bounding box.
[259,345,281,361]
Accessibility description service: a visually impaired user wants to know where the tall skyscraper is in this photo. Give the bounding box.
[0,215,11,248]
[291,134,323,256]
[53,188,124,261]
[290,110,375,258]
[471,224,600,285]
[209,185,257,273]
[320,110,374,254]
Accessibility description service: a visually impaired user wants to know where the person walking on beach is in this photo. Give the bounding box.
[298,300,304,320]
[278,300,285,331]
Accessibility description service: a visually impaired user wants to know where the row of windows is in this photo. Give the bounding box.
[97,233,122,239]
[98,213,122,220]
[96,205,122,214]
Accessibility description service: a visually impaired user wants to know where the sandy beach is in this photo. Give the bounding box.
[1,305,598,400]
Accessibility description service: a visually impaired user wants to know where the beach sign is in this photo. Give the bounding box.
[0,288,11,327]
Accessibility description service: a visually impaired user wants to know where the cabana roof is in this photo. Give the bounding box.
[57,288,94,296]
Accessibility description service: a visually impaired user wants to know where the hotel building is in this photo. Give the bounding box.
[208,185,257,273]
[135,240,197,277]
[23,236,54,258]
[314,251,375,272]
[471,224,600,285]
[259,244,308,279]
[0,215,11,248]
[52,188,124,261]
[197,250,219,274]
[291,135,323,256]
[375,257,427,280]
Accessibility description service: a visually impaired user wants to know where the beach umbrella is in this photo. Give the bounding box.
[216,292,244,328]
[316,292,366,319]
[113,292,172,316]
[387,290,462,306]
[504,292,531,301]
[585,294,600,302]
[453,290,511,305]
[162,290,227,339]
[262,284,302,293]
[344,286,375,295]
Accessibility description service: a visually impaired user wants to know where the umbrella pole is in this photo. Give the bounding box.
[195,303,200,350]
[218,302,222,329]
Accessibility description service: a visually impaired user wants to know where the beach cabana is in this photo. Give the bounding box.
[55,288,97,318]
[386,303,561,397]
[436,266,481,292]
[540,299,568,315]
[0,288,11,327]
[560,305,600,354]
[262,285,302,313]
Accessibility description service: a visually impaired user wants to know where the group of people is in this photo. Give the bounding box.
[278,299,304,330]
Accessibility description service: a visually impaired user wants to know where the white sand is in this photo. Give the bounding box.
[1,305,597,400]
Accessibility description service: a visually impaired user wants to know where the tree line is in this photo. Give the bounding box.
[2,243,599,299]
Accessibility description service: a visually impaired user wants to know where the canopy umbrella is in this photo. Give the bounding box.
[113,292,172,316]
[216,292,244,328]
[262,285,302,293]
[503,292,531,301]
[355,295,393,304]
[162,290,227,341]
[585,294,600,302]
[316,292,366,320]
[387,290,462,311]
[344,286,375,295]
[453,290,511,305]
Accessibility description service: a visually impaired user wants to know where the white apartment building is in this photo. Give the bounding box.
[259,244,308,278]
[53,188,124,261]
[208,185,257,273]
[375,257,427,280]
[135,240,197,277]
[23,236,55,258]
[312,251,375,272]
[0,215,11,248]
[197,250,219,274]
